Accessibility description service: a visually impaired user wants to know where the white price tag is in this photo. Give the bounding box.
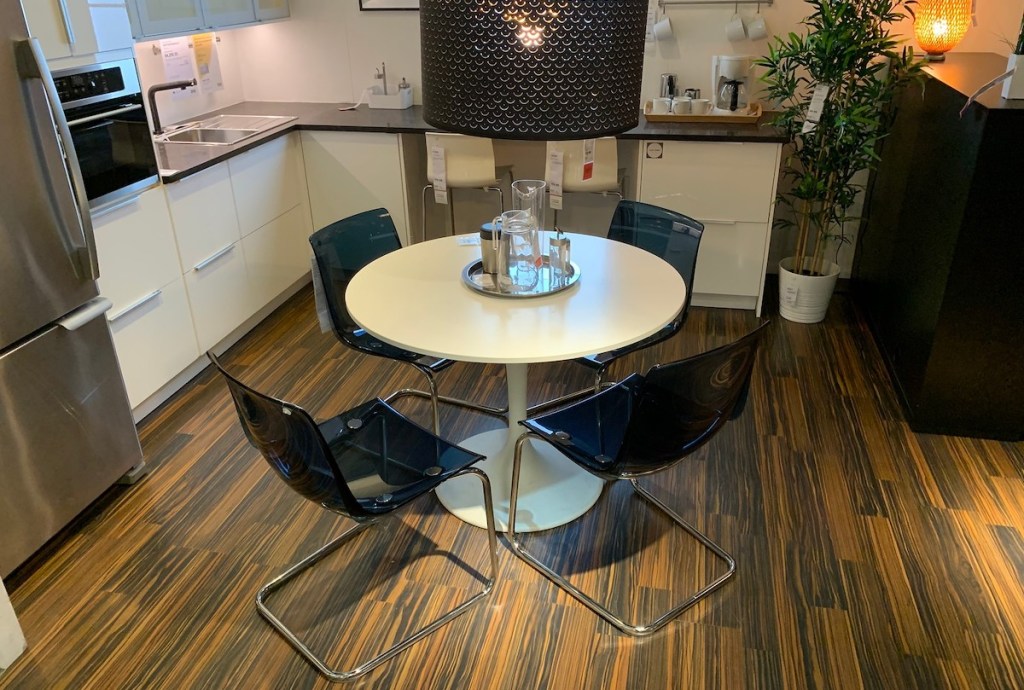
[550,194,563,210]
[582,139,595,181]
[802,83,831,134]
[782,285,800,307]
[430,145,448,205]
[548,149,564,197]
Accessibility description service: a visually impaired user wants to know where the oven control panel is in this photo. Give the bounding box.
[54,67,126,104]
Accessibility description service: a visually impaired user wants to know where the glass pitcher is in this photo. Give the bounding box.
[495,210,538,293]
[512,179,546,267]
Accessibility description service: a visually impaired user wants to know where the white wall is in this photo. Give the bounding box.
[231,0,1024,106]
[133,31,246,128]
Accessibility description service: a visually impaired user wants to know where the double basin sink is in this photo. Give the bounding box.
[154,114,297,146]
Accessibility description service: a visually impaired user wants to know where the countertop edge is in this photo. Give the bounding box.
[157,103,789,183]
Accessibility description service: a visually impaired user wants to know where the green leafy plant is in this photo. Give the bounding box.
[757,0,924,276]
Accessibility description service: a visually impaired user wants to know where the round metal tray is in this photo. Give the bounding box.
[461,257,581,298]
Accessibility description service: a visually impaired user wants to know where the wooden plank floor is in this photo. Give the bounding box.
[4,285,1024,689]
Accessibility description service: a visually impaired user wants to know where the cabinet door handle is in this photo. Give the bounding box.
[109,290,162,322]
[56,0,76,48]
[193,244,236,272]
[91,193,142,219]
[701,218,739,225]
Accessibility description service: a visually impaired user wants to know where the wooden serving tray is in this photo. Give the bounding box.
[643,101,763,124]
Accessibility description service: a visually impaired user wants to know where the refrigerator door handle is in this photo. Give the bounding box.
[57,298,113,331]
[15,39,100,282]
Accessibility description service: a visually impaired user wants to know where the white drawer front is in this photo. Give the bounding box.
[242,205,311,306]
[229,133,306,237]
[640,141,779,223]
[108,277,199,408]
[165,163,241,271]
[183,241,253,352]
[94,186,181,311]
[693,221,769,297]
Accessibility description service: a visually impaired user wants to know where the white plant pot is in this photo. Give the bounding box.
[778,257,840,323]
[1002,54,1024,100]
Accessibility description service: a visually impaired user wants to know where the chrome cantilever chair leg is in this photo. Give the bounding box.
[383,365,508,437]
[506,434,735,637]
[255,467,499,682]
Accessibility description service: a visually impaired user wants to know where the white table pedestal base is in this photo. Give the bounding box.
[434,363,604,532]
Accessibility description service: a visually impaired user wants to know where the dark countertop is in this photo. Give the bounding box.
[157,102,788,183]
[922,52,1024,112]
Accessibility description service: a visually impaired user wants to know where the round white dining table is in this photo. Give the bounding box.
[345,232,686,533]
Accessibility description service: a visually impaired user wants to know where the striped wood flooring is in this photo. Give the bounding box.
[3,285,1024,689]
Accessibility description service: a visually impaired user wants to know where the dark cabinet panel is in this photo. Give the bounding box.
[855,53,1024,441]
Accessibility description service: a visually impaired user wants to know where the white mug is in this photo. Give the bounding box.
[747,13,769,40]
[651,97,673,114]
[653,16,673,41]
[671,98,691,115]
[691,98,710,115]
[726,13,747,42]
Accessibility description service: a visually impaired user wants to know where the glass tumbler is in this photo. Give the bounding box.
[497,210,538,292]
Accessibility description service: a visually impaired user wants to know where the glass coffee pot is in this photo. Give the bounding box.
[493,210,539,293]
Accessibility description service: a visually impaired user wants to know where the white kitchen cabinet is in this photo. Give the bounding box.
[639,140,782,314]
[126,0,288,37]
[93,186,182,311]
[165,162,242,271]
[183,240,253,351]
[24,0,134,60]
[91,185,200,409]
[108,277,199,407]
[127,0,204,38]
[229,133,305,236]
[302,130,411,245]
[255,0,289,21]
[242,205,310,307]
[200,0,255,28]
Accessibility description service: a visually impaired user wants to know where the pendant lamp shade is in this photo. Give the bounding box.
[420,0,649,140]
[914,0,972,60]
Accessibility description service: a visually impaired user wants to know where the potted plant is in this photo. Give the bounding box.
[1002,12,1024,99]
[757,0,924,323]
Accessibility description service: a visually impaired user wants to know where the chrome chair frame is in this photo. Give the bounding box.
[420,184,504,243]
[507,433,735,637]
[256,466,499,682]
[380,370,508,436]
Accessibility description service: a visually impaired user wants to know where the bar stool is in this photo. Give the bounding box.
[544,137,622,226]
[422,132,504,242]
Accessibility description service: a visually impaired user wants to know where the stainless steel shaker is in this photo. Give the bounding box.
[660,73,678,99]
[480,221,501,274]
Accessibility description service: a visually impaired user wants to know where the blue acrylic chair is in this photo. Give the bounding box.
[310,208,506,435]
[208,352,498,681]
[509,323,768,636]
[530,200,704,415]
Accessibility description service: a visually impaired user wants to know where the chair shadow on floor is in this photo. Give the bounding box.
[264,508,492,666]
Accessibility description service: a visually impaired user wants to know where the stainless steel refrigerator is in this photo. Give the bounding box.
[0,2,144,577]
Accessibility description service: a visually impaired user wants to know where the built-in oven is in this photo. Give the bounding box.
[53,59,159,210]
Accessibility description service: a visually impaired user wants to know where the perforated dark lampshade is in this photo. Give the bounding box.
[420,0,649,141]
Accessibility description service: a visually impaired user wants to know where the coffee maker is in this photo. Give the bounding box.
[711,55,753,115]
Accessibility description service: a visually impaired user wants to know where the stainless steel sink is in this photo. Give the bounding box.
[162,128,258,145]
[155,114,297,146]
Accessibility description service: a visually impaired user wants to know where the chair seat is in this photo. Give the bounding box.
[317,399,479,514]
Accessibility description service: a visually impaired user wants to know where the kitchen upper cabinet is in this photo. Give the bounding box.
[200,0,255,28]
[127,0,288,38]
[25,0,134,60]
[128,0,204,38]
[255,0,289,21]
